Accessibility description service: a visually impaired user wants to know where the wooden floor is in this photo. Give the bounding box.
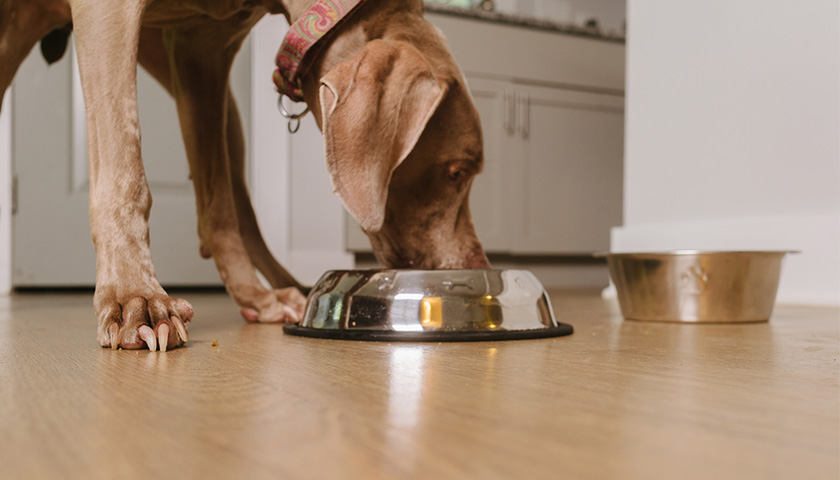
[0,289,837,480]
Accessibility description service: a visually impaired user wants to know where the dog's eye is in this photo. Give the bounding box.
[447,164,471,181]
[449,169,467,181]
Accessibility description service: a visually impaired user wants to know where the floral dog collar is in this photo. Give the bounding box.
[273,0,366,103]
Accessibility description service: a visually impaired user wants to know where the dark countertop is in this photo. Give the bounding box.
[424,3,626,43]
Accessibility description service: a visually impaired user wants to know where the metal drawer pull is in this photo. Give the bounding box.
[519,92,530,139]
[504,90,516,135]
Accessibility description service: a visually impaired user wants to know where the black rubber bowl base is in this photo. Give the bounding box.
[282,323,573,342]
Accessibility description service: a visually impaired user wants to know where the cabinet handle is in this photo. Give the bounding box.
[519,92,530,139]
[504,90,516,135]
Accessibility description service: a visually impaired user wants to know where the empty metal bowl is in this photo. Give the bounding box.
[597,250,796,323]
[283,269,573,341]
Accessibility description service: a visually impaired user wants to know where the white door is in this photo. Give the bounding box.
[11,40,252,287]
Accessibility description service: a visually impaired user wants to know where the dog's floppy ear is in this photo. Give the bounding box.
[319,39,447,233]
[40,24,73,65]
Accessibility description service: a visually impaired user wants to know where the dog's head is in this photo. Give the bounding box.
[318,37,489,269]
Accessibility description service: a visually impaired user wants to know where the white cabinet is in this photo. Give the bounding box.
[463,78,514,252]
[346,13,625,256]
[467,78,624,254]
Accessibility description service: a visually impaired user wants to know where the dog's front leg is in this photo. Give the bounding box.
[71,0,192,351]
[165,22,305,323]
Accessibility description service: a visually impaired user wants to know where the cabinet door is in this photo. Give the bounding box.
[513,85,624,254]
[464,77,516,253]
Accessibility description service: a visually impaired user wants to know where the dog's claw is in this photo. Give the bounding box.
[97,294,194,351]
[109,323,120,350]
[138,325,157,351]
[158,324,170,352]
[172,317,188,343]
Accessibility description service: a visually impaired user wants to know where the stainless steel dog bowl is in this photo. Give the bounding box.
[597,250,795,323]
[283,269,573,341]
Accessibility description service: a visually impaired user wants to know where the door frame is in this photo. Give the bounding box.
[0,88,11,294]
[248,15,292,273]
[249,16,353,285]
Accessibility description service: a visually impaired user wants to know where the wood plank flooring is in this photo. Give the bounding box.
[0,289,837,479]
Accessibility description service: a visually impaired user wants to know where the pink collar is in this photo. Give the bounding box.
[273,0,367,102]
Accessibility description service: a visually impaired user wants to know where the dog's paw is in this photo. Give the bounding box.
[96,294,194,352]
[239,287,307,324]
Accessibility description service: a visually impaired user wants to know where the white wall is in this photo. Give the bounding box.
[614,0,840,305]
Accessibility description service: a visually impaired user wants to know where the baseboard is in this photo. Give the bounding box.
[610,214,840,306]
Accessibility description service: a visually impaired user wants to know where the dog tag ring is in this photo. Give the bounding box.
[277,95,310,134]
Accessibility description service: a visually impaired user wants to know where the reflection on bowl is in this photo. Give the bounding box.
[283,269,573,342]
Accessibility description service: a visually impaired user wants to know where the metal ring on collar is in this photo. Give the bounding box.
[277,96,310,120]
[277,95,311,133]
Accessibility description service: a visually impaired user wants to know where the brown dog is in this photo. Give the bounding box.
[0,0,489,351]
